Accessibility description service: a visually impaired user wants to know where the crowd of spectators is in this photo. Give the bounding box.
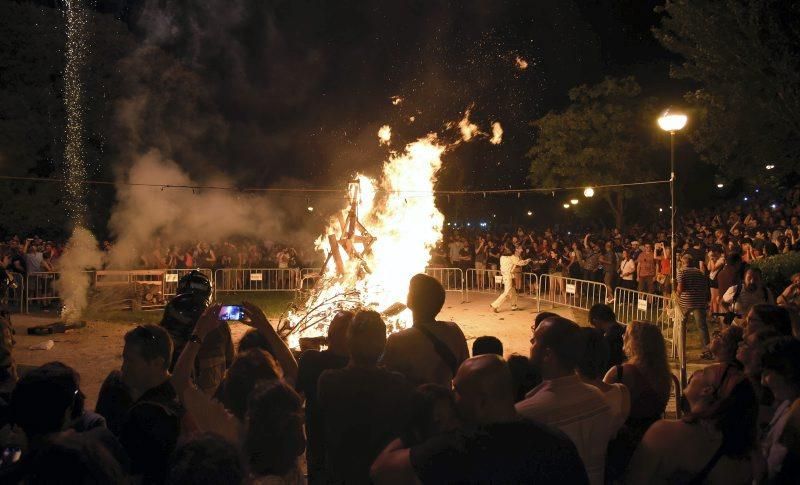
[0,236,309,275]
[0,271,797,484]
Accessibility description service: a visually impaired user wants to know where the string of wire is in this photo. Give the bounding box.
[0,174,670,198]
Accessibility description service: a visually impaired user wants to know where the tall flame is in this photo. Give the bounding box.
[284,135,445,347]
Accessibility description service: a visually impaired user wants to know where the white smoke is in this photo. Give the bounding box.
[55,226,104,323]
[106,149,323,268]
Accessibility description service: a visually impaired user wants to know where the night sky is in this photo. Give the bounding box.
[38,0,677,223]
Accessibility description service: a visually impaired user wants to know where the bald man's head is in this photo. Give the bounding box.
[453,355,516,424]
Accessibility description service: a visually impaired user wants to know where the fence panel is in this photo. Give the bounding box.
[464,268,502,300]
[214,268,301,293]
[537,274,608,313]
[25,272,61,312]
[613,286,676,357]
[424,268,464,298]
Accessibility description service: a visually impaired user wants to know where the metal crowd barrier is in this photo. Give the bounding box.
[214,268,301,293]
[613,286,676,358]
[424,267,465,299]
[464,268,501,299]
[537,274,608,313]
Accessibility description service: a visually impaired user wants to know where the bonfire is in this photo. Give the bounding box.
[277,135,446,348]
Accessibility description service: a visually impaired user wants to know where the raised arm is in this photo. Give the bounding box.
[242,301,298,384]
[171,303,223,397]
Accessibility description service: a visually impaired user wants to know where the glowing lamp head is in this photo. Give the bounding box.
[527,210,533,216]
[766,164,775,170]
[716,183,724,189]
[563,203,570,209]
[307,206,314,212]
[658,109,688,132]
[570,199,579,205]
[583,187,594,198]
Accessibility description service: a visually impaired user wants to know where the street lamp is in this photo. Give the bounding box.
[570,199,579,205]
[659,107,687,388]
[583,187,594,197]
[562,203,570,209]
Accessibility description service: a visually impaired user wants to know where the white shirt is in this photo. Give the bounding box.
[619,259,635,280]
[499,254,524,276]
[516,374,615,485]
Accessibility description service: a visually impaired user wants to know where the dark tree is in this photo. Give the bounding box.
[654,0,800,180]
[527,77,662,229]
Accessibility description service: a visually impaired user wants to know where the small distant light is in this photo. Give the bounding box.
[766,164,775,170]
[771,204,777,209]
[716,183,724,189]
[570,199,579,205]
[466,222,471,227]
[743,197,749,201]
[583,187,594,197]
[480,222,487,227]
[527,210,533,216]
[756,189,760,193]
[567,231,571,235]
[307,206,314,212]
[447,223,451,226]
[659,208,663,213]
[563,203,570,209]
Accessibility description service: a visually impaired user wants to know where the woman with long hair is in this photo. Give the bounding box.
[626,363,760,484]
[604,321,672,481]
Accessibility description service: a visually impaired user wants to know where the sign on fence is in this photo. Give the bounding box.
[250,273,263,281]
[565,283,576,295]
[165,273,179,283]
[637,298,648,311]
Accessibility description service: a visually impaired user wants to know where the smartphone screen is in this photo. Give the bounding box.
[219,305,245,321]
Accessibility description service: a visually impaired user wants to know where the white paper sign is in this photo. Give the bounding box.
[637,298,648,311]
[566,283,576,295]
[250,273,263,281]
[494,275,503,284]
[165,273,179,283]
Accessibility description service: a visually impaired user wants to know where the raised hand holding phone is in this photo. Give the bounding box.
[195,303,224,339]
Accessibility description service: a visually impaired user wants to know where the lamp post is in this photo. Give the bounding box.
[658,108,687,388]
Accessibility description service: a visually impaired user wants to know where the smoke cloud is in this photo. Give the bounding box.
[55,226,104,322]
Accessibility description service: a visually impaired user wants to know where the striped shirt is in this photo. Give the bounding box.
[515,374,614,485]
[678,267,708,310]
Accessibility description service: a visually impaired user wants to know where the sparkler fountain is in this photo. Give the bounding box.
[55,0,104,323]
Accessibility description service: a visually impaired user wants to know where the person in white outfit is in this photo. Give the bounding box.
[490,243,531,313]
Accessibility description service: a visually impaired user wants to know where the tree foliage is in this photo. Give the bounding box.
[654,0,800,179]
[527,76,662,229]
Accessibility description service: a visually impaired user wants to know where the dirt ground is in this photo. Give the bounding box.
[12,292,694,412]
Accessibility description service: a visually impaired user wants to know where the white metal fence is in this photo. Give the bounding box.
[537,274,609,313]
[424,267,465,298]
[214,268,301,293]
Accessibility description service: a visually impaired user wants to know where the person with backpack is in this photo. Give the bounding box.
[382,274,469,387]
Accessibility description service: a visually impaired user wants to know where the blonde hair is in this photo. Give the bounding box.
[623,321,672,394]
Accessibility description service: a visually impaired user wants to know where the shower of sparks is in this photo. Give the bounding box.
[391,96,403,105]
[515,56,529,70]
[64,0,90,225]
